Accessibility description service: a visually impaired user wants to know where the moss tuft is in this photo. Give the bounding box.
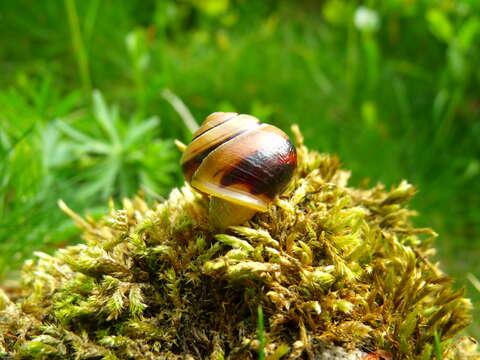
[0,128,478,359]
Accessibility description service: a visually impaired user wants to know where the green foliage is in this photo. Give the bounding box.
[55,90,177,200]
[0,0,479,338]
[0,87,180,277]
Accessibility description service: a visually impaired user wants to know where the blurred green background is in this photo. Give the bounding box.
[0,0,479,336]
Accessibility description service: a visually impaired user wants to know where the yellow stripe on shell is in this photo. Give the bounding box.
[191,178,268,212]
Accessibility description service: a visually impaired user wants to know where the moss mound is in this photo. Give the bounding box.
[0,129,478,359]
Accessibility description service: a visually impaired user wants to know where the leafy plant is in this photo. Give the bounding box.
[0,87,180,277]
[55,90,180,201]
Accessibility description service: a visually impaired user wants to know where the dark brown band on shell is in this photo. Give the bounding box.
[220,139,297,199]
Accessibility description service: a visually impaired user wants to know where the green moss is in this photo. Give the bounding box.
[0,128,478,359]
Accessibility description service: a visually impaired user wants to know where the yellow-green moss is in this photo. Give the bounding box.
[0,128,478,359]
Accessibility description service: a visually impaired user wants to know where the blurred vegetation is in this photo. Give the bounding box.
[0,0,479,336]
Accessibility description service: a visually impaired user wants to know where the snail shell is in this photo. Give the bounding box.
[181,112,297,212]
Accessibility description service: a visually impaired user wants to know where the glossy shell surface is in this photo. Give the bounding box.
[181,112,297,211]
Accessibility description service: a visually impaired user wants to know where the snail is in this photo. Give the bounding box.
[181,112,297,228]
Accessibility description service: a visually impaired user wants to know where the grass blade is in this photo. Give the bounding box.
[65,0,92,96]
[257,305,266,360]
[161,88,198,134]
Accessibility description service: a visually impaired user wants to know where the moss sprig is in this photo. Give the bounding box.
[0,128,477,359]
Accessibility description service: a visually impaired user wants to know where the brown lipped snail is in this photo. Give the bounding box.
[181,112,297,228]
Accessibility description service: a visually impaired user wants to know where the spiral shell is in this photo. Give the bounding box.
[181,112,297,212]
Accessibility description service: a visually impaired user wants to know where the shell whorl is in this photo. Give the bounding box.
[181,112,297,211]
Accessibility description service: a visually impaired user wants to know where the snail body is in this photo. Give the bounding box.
[181,112,297,227]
